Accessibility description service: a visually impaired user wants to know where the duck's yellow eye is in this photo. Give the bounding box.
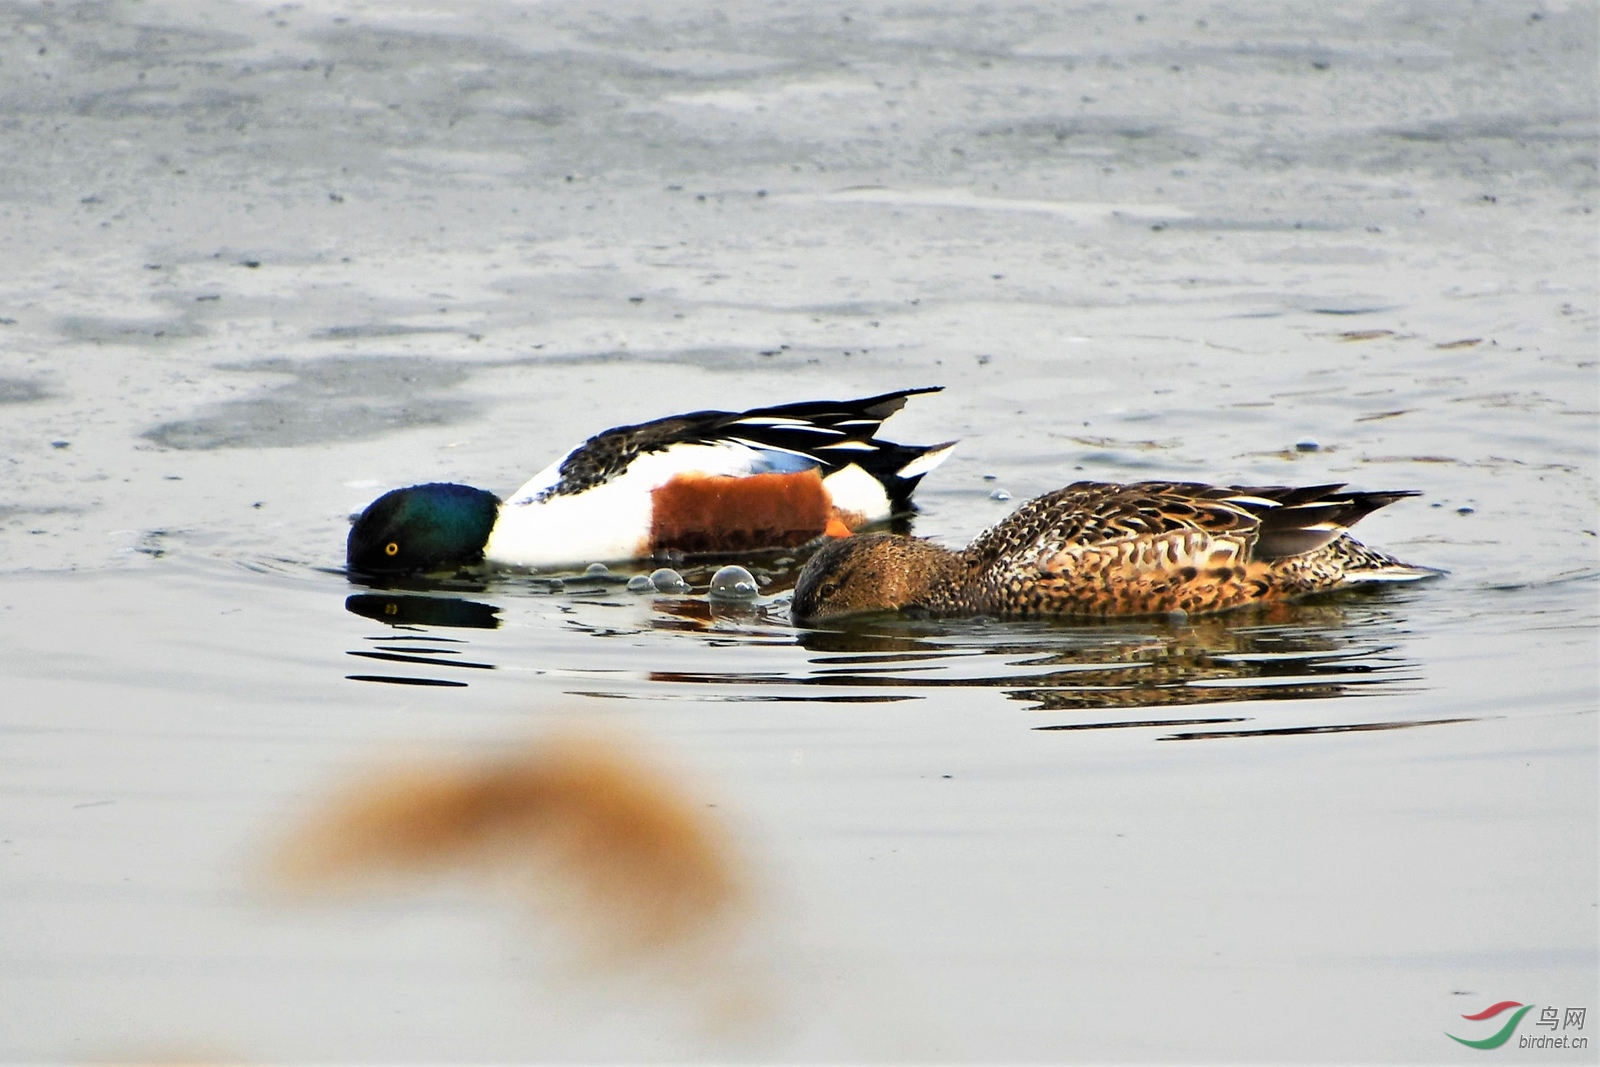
[384,542,400,557]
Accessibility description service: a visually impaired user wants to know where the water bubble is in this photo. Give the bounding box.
[990,489,1012,501]
[648,567,690,594]
[584,562,610,577]
[546,578,565,593]
[626,574,653,593]
[708,564,758,601]
[1294,439,1320,452]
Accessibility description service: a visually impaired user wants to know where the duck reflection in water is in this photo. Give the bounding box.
[335,549,1455,739]
[343,592,505,687]
[346,592,503,630]
[658,597,1415,707]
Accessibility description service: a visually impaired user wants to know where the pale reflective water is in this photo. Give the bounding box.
[0,0,1595,1061]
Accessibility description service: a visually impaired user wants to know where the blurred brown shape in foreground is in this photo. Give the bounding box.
[271,732,750,966]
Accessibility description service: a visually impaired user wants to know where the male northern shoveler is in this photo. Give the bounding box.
[790,480,1438,622]
[347,388,955,576]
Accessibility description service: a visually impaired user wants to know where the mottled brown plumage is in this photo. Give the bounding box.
[791,481,1436,622]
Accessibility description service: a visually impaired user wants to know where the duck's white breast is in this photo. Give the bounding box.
[484,442,777,569]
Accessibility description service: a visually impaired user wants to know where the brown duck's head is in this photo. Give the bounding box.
[790,534,953,624]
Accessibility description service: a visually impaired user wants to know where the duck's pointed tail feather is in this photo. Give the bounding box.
[863,439,957,511]
[752,386,944,425]
[718,388,954,510]
[1241,487,1422,560]
[896,440,958,482]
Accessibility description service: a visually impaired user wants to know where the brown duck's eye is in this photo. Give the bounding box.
[384,542,400,557]
[818,581,839,599]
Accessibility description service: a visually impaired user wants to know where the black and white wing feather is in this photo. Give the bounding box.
[525,387,954,506]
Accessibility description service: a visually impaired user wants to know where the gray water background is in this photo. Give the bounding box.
[0,0,1596,1060]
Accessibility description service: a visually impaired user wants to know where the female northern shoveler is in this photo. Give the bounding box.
[790,480,1438,622]
[347,388,955,576]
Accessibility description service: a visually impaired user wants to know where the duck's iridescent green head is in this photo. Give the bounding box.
[347,483,500,577]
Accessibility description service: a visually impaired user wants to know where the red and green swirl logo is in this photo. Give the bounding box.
[1447,1001,1534,1049]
